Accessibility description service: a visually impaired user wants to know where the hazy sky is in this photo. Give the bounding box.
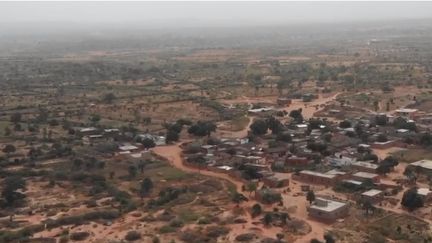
[1,1,432,27]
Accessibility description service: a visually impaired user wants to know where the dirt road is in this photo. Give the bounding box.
[152,144,244,192]
[152,144,329,242]
[277,92,341,119]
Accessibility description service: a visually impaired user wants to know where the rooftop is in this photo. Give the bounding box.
[342,179,363,186]
[362,189,382,197]
[353,171,379,179]
[217,165,233,171]
[248,107,274,113]
[373,140,396,145]
[269,172,290,181]
[352,161,378,169]
[396,129,410,133]
[300,170,336,179]
[309,197,347,212]
[119,145,139,151]
[80,127,98,132]
[326,169,347,176]
[395,108,418,113]
[411,160,432,170]
[417,188,432,196]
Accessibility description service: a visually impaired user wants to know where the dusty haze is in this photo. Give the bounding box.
[1,1,432,27]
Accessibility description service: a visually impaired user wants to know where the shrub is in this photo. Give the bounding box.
[206,226,229,238]
[125,230,141,241]
[70,232,90,241]
[159,225,176,234]
[169,219,184,228]
[235,233,256,242]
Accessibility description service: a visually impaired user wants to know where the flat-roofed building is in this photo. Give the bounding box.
[342,179,364,187]
[352,161,378,173]
[352,172,380,183]
[417,188,432,202]
[408,160,432,175]
[371,140,404,149]
[307,197,349,221]
[296,170,337,186]
[395,108,418,120]
[263,173,290,188]
[119,144,139,152]
[361,189,384,203]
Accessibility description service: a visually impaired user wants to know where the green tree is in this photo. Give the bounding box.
[139,178,153,199]
[245,182,257,196]
[231,192,246,206]
[401,187,424,211]
[419,133,432,146]
[249,119,268,135]
[266,116,283,134]
[1,176,26,206]
[263,213,272,226]
[306,190,316,204]
[128,165,138,178]
[251,203,262,217]
[166,129,180,143]
[188,121,216,137]
[2,144,16,155]
[376,163,391,175]
[141,138,156,149]
[324,233,336,243]
[289,109,303,122]
[339,120,351,128]
[89,114,101,124]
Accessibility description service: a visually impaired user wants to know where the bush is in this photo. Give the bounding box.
[206,226,229,238]
[159,225,176,234]
[236,233,256,242]
[169,219,184,228]
[197,217,211,225]
[70,232,90,241]
[125,230,141,241]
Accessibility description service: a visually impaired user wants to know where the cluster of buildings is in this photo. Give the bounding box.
[181,104,432,221]
[75,126,166,159]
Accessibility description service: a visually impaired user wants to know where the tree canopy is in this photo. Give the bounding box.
[401,187,424,211]
[249,119,268,135]
[188,121,216,137]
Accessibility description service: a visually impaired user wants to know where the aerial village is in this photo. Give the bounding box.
[2,15,432,242]
[3,79,432,242]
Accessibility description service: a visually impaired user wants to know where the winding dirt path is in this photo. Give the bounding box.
[152,144,243,192]
[152,143,327,242]
[150,92,343,241]
[152,144,285,239]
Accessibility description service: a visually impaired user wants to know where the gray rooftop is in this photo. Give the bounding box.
[411,160,432,170]
[309,197,347,212]
[362,189,382,197]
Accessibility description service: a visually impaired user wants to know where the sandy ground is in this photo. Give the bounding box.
[152,143,332,242]
[277,93,340,120]
[218,92,340,139]
[149,93,344,241]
